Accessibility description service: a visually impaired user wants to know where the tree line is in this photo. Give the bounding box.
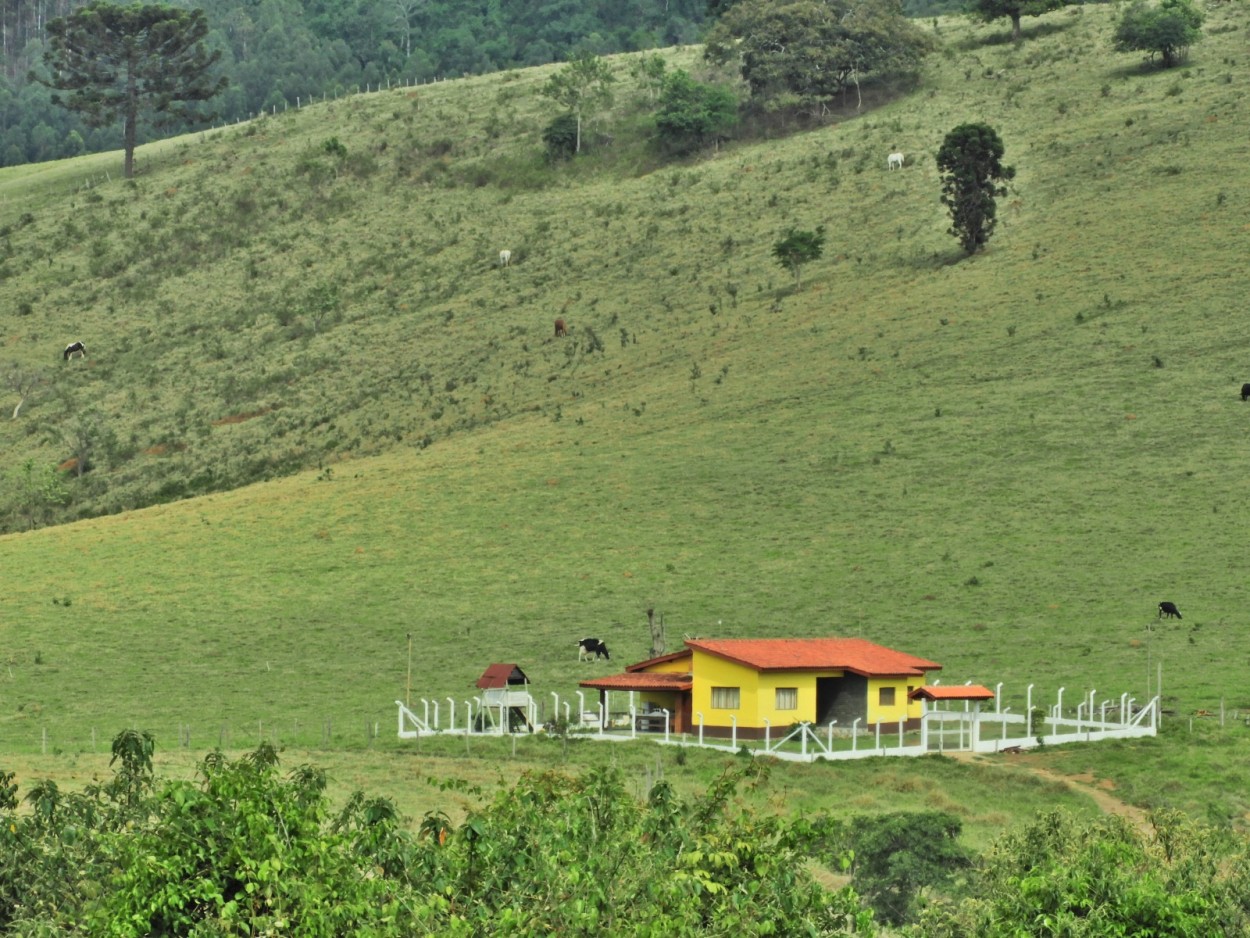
[3,731,1249,934]
[3,0,709,168]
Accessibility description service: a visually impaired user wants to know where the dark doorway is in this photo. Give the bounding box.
[817,675,867,726]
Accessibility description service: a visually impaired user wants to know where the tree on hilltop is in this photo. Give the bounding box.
[36,1,226,179]
[654,69,738,155]
[937,122,1015,255]
[704,0,933,116]
[540,52,615,155]
[970,0,1069,43]
[1114,0,1205,68]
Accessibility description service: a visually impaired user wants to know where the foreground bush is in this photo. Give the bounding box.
[0,735,873,936]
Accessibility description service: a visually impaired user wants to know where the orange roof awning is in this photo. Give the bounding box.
[909,685,995,701]
[580,672,693,693]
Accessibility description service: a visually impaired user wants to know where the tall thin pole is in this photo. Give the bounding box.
[406,632,413,707]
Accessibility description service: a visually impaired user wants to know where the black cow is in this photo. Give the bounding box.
[1241,383,1250,402]
[63,341,87,361]
[577,637,610,661]
[1158,601,1182,620]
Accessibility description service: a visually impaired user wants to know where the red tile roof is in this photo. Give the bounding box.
[579,672,693,693]
[475,664,530,689]
[910,685,995,701]
[625,650,692,672]
[685,638,941,677]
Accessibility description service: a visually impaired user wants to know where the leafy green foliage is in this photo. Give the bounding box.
[969,0,1069,42]
[543,111,580,162]
[914,809,1250,936]
[937,122,1015,255]
[654,70,738,155]
[37,1,226,178]
[704,0,934,113]
[772,225,827,288]
[0,736,875,935]
[1114,0,1205,68]
[847,811,972,925]
[540,53,617,155]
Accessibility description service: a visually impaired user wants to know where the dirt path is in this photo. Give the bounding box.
[951,751,1151,834]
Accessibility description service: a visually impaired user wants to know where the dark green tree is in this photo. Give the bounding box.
[704,0,932,114]
[772,225,827,288]
[542,111,580,162]
[917,809,1247,936]
[1114,0,1204,68]
[37,1,226,178]
[937,122,1015,255]
[970,0,1068,42]
[539,51,616,154]
[847,811,971,925]
[654,69,738,154]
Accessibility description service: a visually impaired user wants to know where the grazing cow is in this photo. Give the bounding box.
[1158,601,1182,620]
[887,152,904,171]
[577,637,610,661]
[1241,383,1250,402]
[63,341,87,361]
[499,249,512,267]
[554,318,568,338]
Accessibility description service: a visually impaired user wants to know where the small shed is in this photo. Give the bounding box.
[475,664,536,733]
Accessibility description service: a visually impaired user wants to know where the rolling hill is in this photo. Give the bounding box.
[2,2,1249,825]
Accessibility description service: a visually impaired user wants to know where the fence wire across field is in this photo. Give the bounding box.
[6,714,396,758]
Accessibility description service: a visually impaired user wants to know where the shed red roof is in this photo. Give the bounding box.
[685,638,941,677]
[579,672,693,693]
[475,663,530,689]
[909,685,995,701]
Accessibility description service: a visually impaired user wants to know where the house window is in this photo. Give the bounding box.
[776,687,798,711]
[879,687,896,707]
[711,687,740,709]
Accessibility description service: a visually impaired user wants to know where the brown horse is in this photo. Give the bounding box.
[554,318,568,337]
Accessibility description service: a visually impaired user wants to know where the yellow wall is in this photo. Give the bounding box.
[684,651,927,729]
[865,679,925,724]
[642,649,929,730]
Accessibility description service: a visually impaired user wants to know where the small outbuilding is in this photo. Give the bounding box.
[475,663,536,733]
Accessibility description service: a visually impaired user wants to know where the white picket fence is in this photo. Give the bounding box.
[396,685,1159,764]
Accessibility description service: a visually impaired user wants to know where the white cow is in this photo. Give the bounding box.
[887,152,904,171]
[498,249,512,267]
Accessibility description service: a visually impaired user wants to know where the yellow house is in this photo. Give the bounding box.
[580,637,942,738]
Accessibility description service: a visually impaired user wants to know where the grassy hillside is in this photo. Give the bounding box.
[2,3,1249,828]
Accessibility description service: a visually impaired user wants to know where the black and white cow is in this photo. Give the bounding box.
[1158,601,1182,620]
[63,341,87,361]
[577,637,610,661]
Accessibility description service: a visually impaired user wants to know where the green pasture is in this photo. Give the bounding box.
[1,3,1249,835]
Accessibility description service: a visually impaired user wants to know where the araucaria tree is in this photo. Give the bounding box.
[772,226,826,288]
[38,1,226,179]
[1114,0,1205,68]
[540,52,616,155]
[937,123,1015,256]
[970,0,1068,43]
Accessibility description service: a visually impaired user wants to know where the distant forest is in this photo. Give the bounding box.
[0,0,962,168]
